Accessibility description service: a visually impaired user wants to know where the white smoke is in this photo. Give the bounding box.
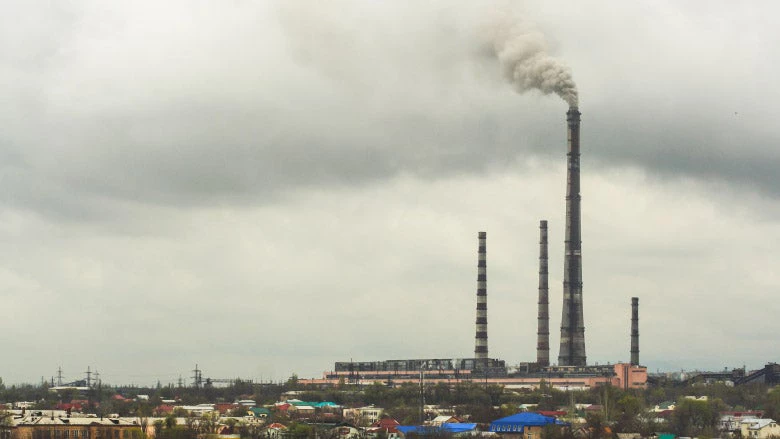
[489,16,578,107]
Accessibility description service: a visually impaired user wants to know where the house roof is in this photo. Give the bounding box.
[12,416,137,427]
[397,423,477,435]
[372,418,401,428]
[743,419,777,430]
[490,413,568,432]
[214,404,241,413]
[315,402,339,408]
[722,411,763,417]
[155,405,174,414]
[537,411,567,417]
[329,422,359,431]
[371,417,400,433]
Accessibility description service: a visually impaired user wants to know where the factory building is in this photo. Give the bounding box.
[300,362,646,390]
[299,108,648,391]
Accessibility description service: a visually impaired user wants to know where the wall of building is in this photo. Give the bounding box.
[301,363,647,390]
[10,424,142,439]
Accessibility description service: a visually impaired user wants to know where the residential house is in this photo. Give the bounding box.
[367,417,400,438]
[152,406,173,417]
[343,407,384,426]
[652,402,676,412]
[741,419,780,439]
[174,405,215,416]
[264,423,287,439]
[288,405,315,419]
[490,413,567,439]
[249,408,270,419]
[4,414,143,439]
[720,411,763,432]
[398,424,476,438]
[536,412,567,419]
[429,416,460,427]
[213,404,241,416]
[329,422,361,439]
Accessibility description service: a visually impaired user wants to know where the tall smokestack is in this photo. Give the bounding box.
[631,297,639,366]
[558,107,586,367]
[475,231,488,371]
[536,220,549,367]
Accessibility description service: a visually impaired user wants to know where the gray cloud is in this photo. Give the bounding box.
[1,0,778,224]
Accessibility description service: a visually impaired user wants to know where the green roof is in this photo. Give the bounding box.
[250,407,271,416]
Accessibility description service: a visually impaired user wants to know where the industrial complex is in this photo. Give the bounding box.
[300,107,649,391]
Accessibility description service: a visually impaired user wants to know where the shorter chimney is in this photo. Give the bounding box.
[475,232,488,370]
[631,297,639,366]
[536,220,549,367]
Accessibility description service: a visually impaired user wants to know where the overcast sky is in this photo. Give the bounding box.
[1,0,779,386]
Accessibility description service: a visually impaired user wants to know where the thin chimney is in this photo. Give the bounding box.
[631,297,639,366]
[475,232,488,371]
[536,220,550,366]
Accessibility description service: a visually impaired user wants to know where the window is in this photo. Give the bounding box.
[64,431,70,439]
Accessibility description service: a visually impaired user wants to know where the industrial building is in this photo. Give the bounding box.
[300,107,647,391]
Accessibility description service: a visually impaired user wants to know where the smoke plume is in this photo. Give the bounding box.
[490,18,578,107]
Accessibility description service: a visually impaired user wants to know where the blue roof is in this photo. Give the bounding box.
[490,413,568,433]
[397,423,477,435]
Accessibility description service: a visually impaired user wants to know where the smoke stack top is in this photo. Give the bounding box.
[490,18,578,107]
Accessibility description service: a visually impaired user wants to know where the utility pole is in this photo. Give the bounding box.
[57,367,63,387]
[419,361,427,425]
[85,366,92,388]
[192,364,202,389]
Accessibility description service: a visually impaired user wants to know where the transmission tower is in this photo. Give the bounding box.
[192,364,203,389]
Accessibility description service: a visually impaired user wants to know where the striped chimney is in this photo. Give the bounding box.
[475,231,488,370]
[631,297,639,366]
[536,220,550,366]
